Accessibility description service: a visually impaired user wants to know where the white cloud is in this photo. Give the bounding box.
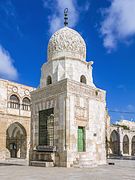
[127,104,135,111]
[100,0,135,51]
[117,84,126,92]
[0,45,18,80]
[0,0,23,37]
[43,0,78,34]
[83,1,90,11]
[43,0,90,34]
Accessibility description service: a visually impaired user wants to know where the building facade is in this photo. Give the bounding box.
[0,79,34,160]
[29,26,107,167]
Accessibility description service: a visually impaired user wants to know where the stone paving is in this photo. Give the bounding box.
[0,159,135,180]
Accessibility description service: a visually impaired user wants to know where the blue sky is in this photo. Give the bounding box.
[0,0,135,123]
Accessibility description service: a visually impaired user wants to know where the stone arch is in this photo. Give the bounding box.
[47,75,52,85]
[123,135,129,154]
[22,97,30,111]
[80,75,87,84]
[9,94,20,109]
[131,136,135,156]
[6,122,27,159]
[110,130,120,155]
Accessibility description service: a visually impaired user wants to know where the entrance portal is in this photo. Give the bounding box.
[6,122,27,159]
[78,127,85,152]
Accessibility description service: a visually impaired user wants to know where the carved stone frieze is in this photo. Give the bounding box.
[75,106,88,120]
[67,80,106,103]
[48,27,86,61]
[31,80,67,102]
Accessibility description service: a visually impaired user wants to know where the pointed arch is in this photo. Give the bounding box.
[123,135,129,154]
[6,122,27,159]
[9,94,20,109]
[22,97,30,111]
[132,136,135,156]
[110,130,120,155]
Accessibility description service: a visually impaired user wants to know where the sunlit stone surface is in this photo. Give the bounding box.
[0,79,34,160]
[30,26,107,167]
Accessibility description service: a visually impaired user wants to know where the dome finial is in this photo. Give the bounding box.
[64,8,68,26]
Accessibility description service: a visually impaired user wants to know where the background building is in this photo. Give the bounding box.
[107,119,135,157]
[0,79,34,160]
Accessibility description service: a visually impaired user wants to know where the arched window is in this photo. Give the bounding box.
[22,97,30,111]
[80,75,87,84]
[47,76,52,85]
[9,95,20,109]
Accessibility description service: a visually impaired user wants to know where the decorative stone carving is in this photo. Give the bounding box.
[25,90,30,95]
[75,106,87,120]
[12,86,18,93]
[48,27,86,61]
[68,80,105,103]
[31,80,67,101]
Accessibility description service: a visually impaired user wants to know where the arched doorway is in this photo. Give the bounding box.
[110,130,120,155]
[123,135,129,154]
[132,136,135,156]
[6,122,27,159]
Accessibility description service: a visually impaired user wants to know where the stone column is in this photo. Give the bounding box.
[119,128,123,156]
[129,138,132,156]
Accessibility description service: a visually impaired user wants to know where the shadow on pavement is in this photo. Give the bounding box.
[0,163,24,166]
[108,156,135,160]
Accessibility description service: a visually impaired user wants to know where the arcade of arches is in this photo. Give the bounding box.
[6,122,27,159]
[109,130,135,156]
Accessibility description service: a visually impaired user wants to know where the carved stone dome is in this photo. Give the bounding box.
[47,27,86,61]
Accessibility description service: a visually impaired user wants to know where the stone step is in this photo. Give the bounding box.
[73,161,97,168]
[79,161,97,168]
[73,156,97,168]
[30,161,54,167]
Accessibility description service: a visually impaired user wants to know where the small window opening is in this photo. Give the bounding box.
[80,75,87,84]
[47,76,52,85]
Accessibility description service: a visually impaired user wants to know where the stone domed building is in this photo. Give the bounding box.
[29,23,107,167]
[40,26,94,88]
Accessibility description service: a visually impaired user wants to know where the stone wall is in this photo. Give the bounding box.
[40,58,94,88]
[30,78,106,167]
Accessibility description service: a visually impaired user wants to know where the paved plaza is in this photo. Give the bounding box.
[0,159,135,180]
